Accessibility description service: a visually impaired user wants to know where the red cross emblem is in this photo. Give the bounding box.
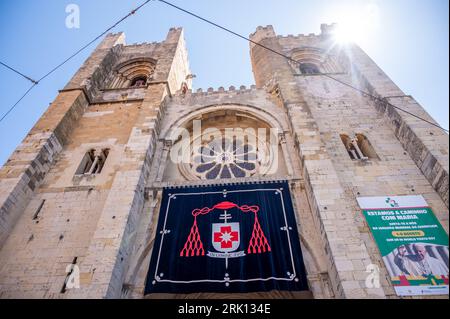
[212,222,240,253]
[214,226,239,249]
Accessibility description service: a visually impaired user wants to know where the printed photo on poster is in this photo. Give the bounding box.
[357,195,449,296]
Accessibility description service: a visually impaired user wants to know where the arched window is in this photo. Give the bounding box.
[109,58,155,89]
[289,48,342,74]
[340,134,378,161]
[75,148,110,175]
[299,63,320,75]
[130,76,147,88]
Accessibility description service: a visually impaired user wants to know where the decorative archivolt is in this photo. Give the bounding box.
[165,108,281,181]
[161,103,287,141]
[289,47,341,74]
[109,58,156,89]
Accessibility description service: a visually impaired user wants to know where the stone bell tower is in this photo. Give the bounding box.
[249,24,448,298]
[0,28,191,298]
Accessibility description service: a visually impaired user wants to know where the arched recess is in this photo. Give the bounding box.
[109,57,156,89]
[160,104,291,181]
[288,47,342,74]
[161,103,288,141]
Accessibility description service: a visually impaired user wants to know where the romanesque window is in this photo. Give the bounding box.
[109,58,155,89]
[289,48,342,74]
[75,148,109,175]
[299,63,320,75]
[340,134,378,161]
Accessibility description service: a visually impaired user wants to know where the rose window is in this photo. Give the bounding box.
[191,138,259,180]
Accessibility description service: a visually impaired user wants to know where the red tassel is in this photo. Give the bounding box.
[180,217,204,257]
[247,215,271,254]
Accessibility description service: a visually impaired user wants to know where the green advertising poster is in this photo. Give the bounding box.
[357,195,449,296]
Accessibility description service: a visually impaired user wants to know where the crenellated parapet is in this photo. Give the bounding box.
[174,84,258,97]
[168,84,275,111]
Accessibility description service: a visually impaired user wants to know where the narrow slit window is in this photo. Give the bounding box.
[32,199,45,220]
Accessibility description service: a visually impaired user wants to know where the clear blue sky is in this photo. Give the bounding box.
[0,0,448,166]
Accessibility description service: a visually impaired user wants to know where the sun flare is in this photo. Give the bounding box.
[330,3,380,45]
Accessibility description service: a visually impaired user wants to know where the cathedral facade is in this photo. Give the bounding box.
[0,25,448,299]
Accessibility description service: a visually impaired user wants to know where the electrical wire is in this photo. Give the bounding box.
[0,0,153,124]
[37,0,153,83]
[0,84,37,122]
[0,61,38,84]
[157,0,448,133]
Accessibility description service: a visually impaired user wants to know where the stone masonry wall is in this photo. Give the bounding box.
[251,25,383,299]
[347,45,449,208]
[66,28,190,298]
[249,24,448,299]
[0,28,190,298]
[121,85,333,298]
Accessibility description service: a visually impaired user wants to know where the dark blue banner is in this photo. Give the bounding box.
[144,181,309,294]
